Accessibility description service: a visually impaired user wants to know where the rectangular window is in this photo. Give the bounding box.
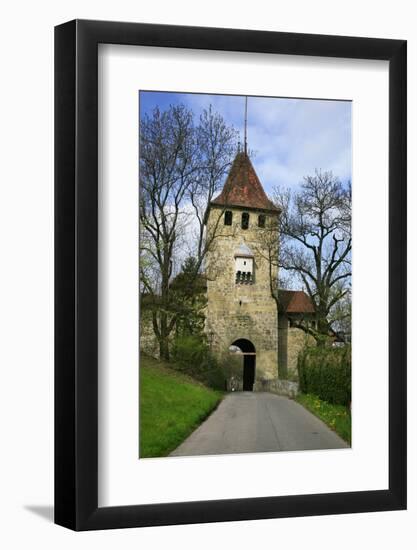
[241,212,249,230]
[258,214,266,228]
[224,210,233,225]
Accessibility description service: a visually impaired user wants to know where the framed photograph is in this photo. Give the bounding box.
[55,19,406,530]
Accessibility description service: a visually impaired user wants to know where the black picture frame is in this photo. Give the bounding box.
[55,19,407,531]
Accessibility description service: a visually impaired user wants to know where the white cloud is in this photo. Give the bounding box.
[181,93,351,194]
[142,91,351,195]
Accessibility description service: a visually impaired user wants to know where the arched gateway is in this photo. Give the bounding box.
[231,339,256,391]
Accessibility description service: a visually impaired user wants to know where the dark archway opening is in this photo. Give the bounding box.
[231,339,256,391]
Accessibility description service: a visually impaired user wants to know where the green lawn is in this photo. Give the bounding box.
[139,354,223,458]
[296,393,351,445]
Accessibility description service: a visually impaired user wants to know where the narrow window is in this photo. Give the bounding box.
[224,210,233,226]
[241,212,249,230]
[258,214,266,228]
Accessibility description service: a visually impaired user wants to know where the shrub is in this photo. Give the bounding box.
[171,335,208,372]
[171,335,226,391]
[297,345,351,406]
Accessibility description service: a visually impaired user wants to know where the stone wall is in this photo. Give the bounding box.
[277,314,316,378]
[287,327,316,375]
[140,307,314,386]
[254,378,299,398]
[278,313,289,377]
[205,205,279,381]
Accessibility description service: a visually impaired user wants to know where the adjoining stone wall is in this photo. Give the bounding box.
[278,313,289,377]
[254,378,299,398]
[287,327,316,375]
[205,205,279,381]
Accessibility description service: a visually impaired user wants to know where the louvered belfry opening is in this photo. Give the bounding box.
[235,243,255,285]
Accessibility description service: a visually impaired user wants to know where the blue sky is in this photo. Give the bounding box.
[139,91,351,195]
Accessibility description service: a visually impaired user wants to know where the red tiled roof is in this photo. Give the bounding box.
[211,152,279,213]
[278,290,315,314]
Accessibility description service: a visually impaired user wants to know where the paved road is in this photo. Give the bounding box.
[171,392,348,457]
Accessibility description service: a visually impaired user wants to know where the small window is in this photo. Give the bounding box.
[241,212,249,230]
[258,214,266,228]
[224,210,233,226]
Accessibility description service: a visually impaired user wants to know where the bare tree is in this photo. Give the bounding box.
[328,285,352,341]
[187,105,238,272]
[139,104,237,359]
[253,214,281,310]
[274,169,351,343]
[140,105,198,359]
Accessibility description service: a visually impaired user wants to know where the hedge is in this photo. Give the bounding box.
[297,345,351,406]
[171,335,226,390]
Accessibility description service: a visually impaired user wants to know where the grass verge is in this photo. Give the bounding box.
[140,354,223,458]
[296,393,351,445]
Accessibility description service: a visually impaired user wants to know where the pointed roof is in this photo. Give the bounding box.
[278,290,315,314]
[211,152,279,213]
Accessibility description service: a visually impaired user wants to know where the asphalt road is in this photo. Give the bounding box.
[170,392,348,457]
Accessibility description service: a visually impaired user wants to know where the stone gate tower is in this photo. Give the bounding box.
[204,151,280,390]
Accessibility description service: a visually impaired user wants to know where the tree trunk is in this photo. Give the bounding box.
[316,315,330,347]
[159,311,170,360]
[159,337,170,361]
